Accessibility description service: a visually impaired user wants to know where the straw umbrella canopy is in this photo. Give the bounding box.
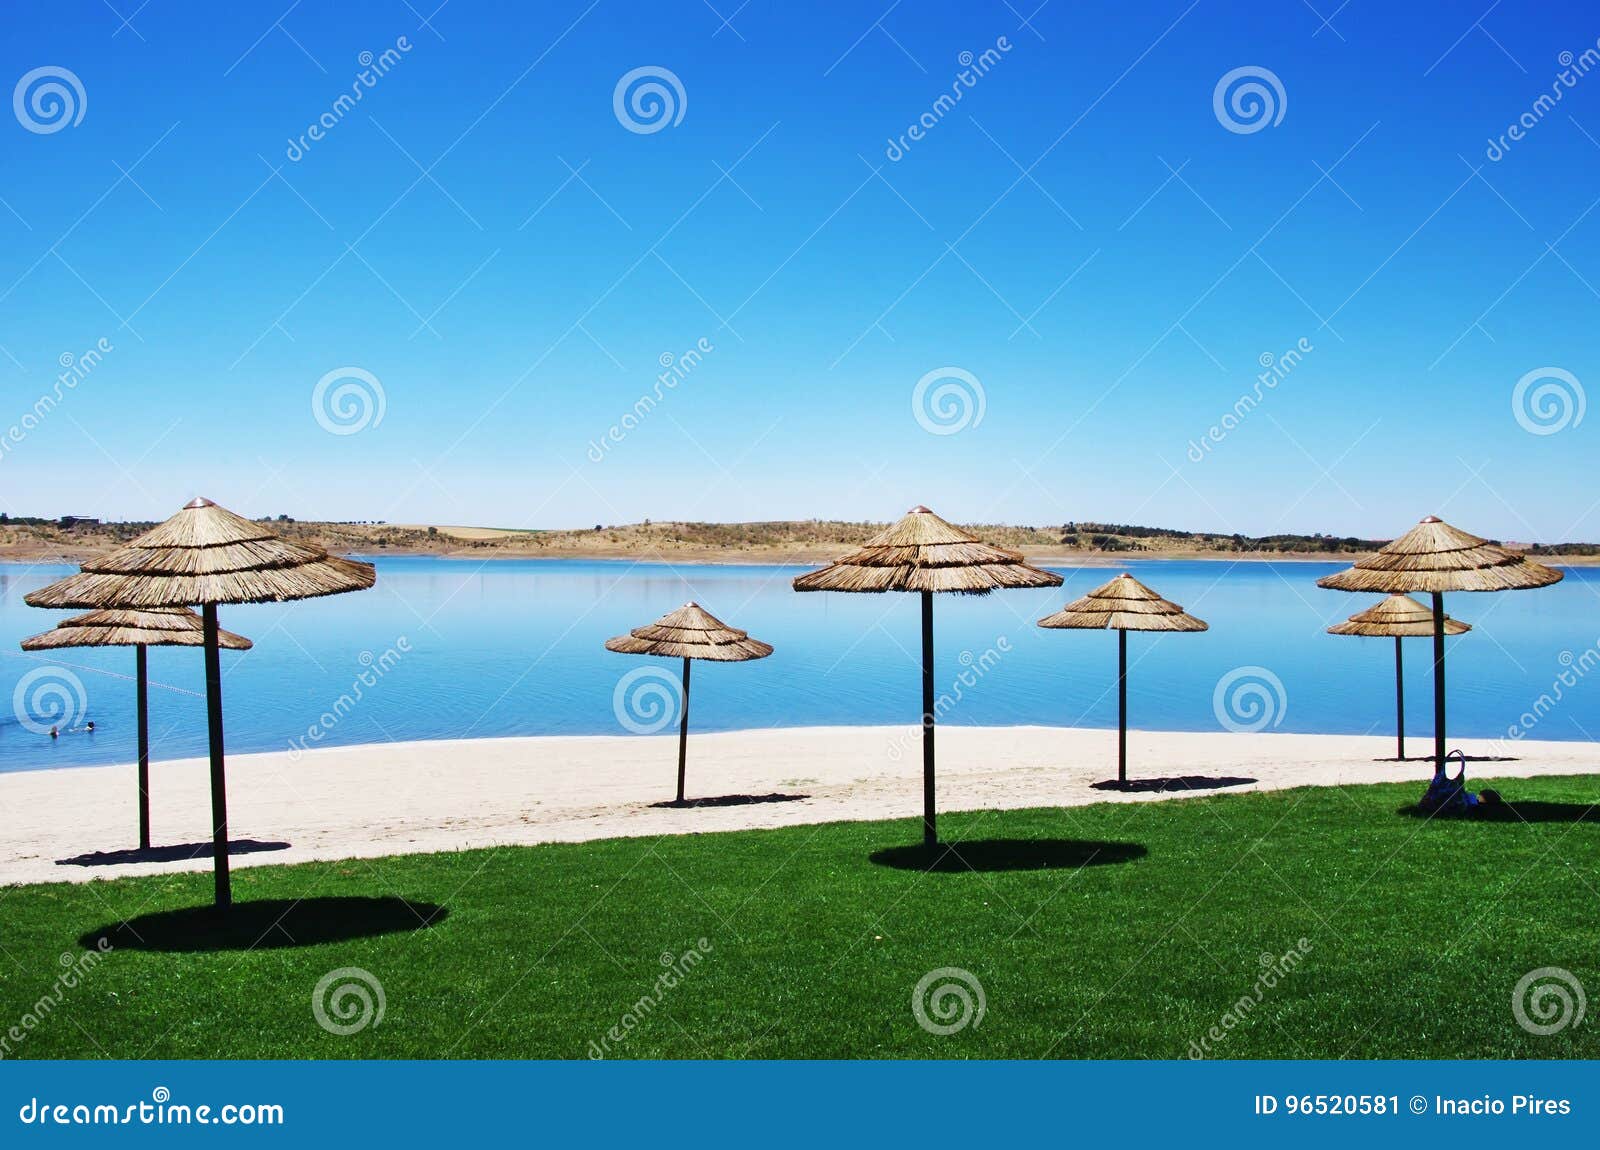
[20,608,251,849]
[25,498,375,907]
[793,506,1062,846]
[604,602,773,803]
[1327,595,1469,761]
[1037,573,1207,784]
[1317,516,1560,776]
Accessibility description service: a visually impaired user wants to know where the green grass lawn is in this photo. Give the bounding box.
[2,776,1597,1059]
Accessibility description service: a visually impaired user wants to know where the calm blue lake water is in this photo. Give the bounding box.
[3,557,1597,773]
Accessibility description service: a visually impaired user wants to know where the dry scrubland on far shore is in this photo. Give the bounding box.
[8,516,1598,566]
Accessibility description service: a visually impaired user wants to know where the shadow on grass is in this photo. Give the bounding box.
[1091,776,1255,794]
[1397,801,1599,824]
[651,792,810,809]
[56,839,291,868]
[870,838,1147,873]
[1373,755,1520,764]
[79,896,448,953]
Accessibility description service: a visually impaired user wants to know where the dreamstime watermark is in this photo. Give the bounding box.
[311,366,386,435]
[287,638,410,759]
[884,37,1013,162]
[13,66,86,134]
[1187,337,1313,463]
[1497,640,1600,751]
[1486,43,1600,162]
[612,665,683,734]
[0,338,114,466]
[912,367,985,435]
[12,667,89,736]
[16,1088,283,1127]
[1511,367,1584,436]
[613,66,686,134]
[912,967,986,1035]
[1213,66,1286,134]
[1512,967,1586,1036]
[1212,666,1287,733]
[0,940,112,1060]
[587,939,713,1057]
[887,636,1011,762]
[587,338,714,463]
[1186,939,1312,1058]
[312,967,385,1036]
[285,37,413,161]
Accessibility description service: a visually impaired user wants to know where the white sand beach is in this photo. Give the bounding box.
[2,726,1597,887]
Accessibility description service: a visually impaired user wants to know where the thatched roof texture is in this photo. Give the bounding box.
[792,506,1062,594]
[1327,594,1470,638]
[24,498,376,609]
[1317,516,1562,594]
[606,603,773,661]
[1037,573,1207,632]
[21,607,253,651]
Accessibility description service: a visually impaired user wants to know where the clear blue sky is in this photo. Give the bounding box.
[2,1,1598,541]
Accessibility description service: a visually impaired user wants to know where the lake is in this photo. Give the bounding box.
[3,557,1597,772]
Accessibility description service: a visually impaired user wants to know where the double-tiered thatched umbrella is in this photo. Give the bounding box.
[25,498,376,907]
[793,506,1061,846]
[605,603,773,803]
[1318,516,1560,775]
[1327,594,1469,761]
[20,608,252,849]
[1037,573,1207,784]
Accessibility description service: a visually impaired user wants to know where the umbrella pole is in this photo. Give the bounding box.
[136,643,150,850]
[202,604,232,909]
[921,590,936,848]
[1118,629,1128,784]
[1431,592,1446,777]
[1394,636,1405,761]
[677,657,691,804]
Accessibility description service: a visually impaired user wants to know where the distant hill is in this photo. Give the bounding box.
[4,513,1592,565]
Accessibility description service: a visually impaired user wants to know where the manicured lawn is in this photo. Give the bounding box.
[2,776,1597,1059]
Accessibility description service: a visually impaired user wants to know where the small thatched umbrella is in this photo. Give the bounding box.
[26,498,375,907]
[1317,516,1561,775]
[20,608,252,849]
[1327,594,1469,761]
[605,603,773,803]
[1037,573,1207,784]
[793,506,1062,846]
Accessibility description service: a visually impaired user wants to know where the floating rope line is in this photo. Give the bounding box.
[3,650,204,697]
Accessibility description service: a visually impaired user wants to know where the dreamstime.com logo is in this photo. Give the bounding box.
[312,967,385,1036]
[13,66,86,134]
[1213,66,1285,134]
[912,967,986,1035]
[1512,367,1584,436]
[912,367,985,435]
[12,666,88,735]
[1212,666,1287,733]
[1512,967,1586,1036]
[312,367,386,435]
[612,665,683,734]
[613,66,686,134]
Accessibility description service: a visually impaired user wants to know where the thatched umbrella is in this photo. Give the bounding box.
[793,506,1061,846]
[1036,573,1207,784]
[1327,594,1469,761]
[1317,516,1560,775]
[20,608,252,849]
[604,602,773,803]
[25,498,375,907]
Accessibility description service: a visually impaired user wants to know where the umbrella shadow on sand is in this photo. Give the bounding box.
[1091,776,1256,794]
[79,896,448,953]
[870,838,1147,873]
[56,839,291,868]
[650,792,810,810]
[1371,754,1519,764]
[1396,801,1600,825]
